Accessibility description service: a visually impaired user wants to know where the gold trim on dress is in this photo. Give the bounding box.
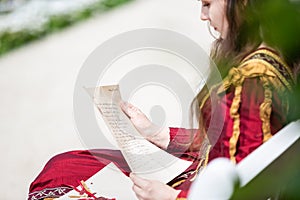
[259,76,273,142]
[198,48,292,165]
[229,84,243,163]
[171,179,187,188]
[171,141,211,187]
[200,93,210,110]
[189,143,211,182]
[203,144,212,167]
[218,54,292,162]
[242,48,295,82]
[241,59,293,91]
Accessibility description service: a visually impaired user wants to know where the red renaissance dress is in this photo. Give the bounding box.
[28,48,295,200]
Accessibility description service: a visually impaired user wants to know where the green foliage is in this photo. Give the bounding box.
[0,0,134,57]
[47,15,73,31]
[102,0,132,8]
[0,30,42,55]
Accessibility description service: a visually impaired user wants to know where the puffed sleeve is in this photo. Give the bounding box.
[166,128,203,155]
[217,56,293,163]
[230,77,288,163]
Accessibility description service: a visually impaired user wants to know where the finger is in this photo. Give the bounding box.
[120,101,134,108]
[120,101,131,117]
[130,173,149,188]
[119,101,126,111]
[132,184,146,200]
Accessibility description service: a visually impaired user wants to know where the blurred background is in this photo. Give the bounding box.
[0,0,213,199]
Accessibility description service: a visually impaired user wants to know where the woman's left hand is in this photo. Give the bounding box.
[129,173,180,200]
[120,101,170,149]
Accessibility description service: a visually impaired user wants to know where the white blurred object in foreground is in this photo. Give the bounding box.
[188,120,300,199]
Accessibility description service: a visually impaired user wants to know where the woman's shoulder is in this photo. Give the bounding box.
[240,48,295,84]
[218,48,294,94]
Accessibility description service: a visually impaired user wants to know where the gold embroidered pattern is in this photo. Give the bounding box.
[241,59,293,91]
[243,49,295,82]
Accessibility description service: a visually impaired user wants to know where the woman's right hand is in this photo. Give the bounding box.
[120,101,170,149]
[129,173,180,200]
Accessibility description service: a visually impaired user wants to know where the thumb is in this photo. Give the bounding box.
[119,101,130,117]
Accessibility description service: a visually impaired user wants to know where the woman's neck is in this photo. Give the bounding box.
[257,42,281,55]
[258,42,276,51]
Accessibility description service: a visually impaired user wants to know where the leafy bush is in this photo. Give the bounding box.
[0,0,133,57]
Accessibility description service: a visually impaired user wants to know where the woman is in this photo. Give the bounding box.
[28,0,300,199]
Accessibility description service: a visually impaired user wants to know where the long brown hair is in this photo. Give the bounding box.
[190,0,300,152]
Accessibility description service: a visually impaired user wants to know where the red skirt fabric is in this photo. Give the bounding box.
[28,147,197,200]
[28,149,130,200]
